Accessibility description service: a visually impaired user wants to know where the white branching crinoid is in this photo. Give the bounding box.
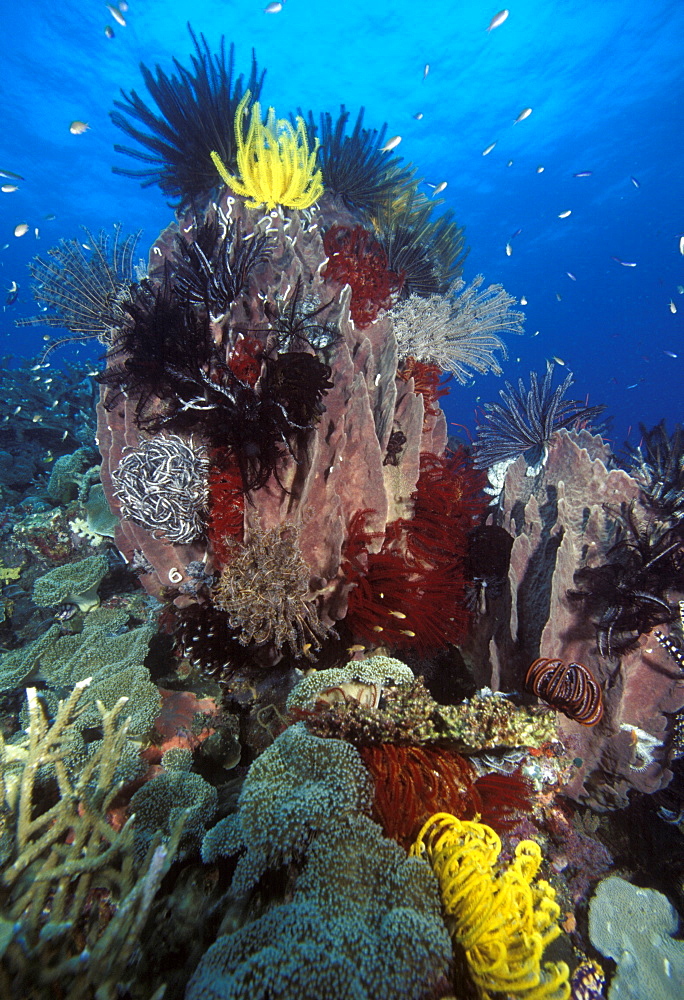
[391,275,524,383]
[112,434,209,544]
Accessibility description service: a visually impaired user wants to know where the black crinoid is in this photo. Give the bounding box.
[110,25,265,211]
[301,106,415,219]
[171,215,273,323]
[260,277,339,354]
[374,189,468,298]
[473,361,605,469]
[626,420,684,522]
[16,224,141,360]
[568,503,684,657]
[98,272,333,493]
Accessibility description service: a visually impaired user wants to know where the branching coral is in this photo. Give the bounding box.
[323,223,405,327]
[392,275,524,382]
[474,362,605,469]
[211,91,323,210]
[411,813,570,1000]
[16,224,140,359]
[111,27,265,209]
[212,517,332,657]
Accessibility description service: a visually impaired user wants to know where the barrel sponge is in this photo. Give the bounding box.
[188,813,451,1000]
[589,875,684,999]
[201,722,373,894]
[286,654,415,711]
[32,553,109,612]
[129,768,217,865]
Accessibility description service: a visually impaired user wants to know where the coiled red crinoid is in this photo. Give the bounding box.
[323,224,405,328]
[525,657,604,726]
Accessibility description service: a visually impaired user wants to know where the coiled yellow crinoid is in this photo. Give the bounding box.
[411,813,570,1000]
[211,91,323,211]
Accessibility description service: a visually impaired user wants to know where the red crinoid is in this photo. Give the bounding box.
[525,657,604,726]
[360,744,531,850]
[226,334,263,385]
[206,448,244,568]
[343,449,487,653]
[398,356,450,420]
[323,224,405,328]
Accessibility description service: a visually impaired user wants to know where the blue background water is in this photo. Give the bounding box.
[2,0,683,452]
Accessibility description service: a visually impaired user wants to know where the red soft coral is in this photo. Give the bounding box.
[323,224,405,328]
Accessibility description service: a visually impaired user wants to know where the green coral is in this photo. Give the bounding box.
[129,768,217,866]
[46,447,99,503]
[32,553,109,612]
[286,654,415,711]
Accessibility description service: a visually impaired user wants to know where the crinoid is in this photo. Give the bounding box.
[322,224,405,328]
[626,419,684,523]
[257,276,338,353]
[111,27,265,210]
[569,504,684,656]
[360,744,530,850]
[375,190,468,298]
[525,657,604,725]
[473,361,605,469]
[16,225,141,359]
[302,105,415,218]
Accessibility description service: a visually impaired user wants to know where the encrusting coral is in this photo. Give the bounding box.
[411,812,570,1000]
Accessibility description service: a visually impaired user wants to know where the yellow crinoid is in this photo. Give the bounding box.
[411,813,570,1000]
[211,91,323,211]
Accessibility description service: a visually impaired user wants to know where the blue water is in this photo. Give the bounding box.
[2,0,683,448]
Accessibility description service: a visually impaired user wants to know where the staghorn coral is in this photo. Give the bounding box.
[15,225,140,360]
[411,813,570,1000]
[0,681,186,1000]
[212,516,333,657]
[111,434,210,545]
[392,275,524,383]
[211,91,323,211]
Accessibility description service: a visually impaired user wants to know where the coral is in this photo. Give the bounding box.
[211,91,323,211]
[323,223,405,327]
[588,875,684,999]
[213,517,332,657]
[128,767,217,865]
[201,722,372,893]
[286,653,415,710]
[304,105,415,217]
[474,362,605,469]
[0,681,185,999]
[391,276,524,383]
[80,482,118,539]
[525,658,604,726]
[111,27,265,209]
[46,447,99,503]
[32,553,109,612]
[189,813,452,1000]
[15,225,140,359]
[111,434,210,544]
[411,813,570,1000]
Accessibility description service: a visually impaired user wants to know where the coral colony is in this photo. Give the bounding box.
[2,25,684,1000]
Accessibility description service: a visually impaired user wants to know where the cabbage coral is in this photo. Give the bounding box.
[211,91,323,210]
[411,812,570,1000]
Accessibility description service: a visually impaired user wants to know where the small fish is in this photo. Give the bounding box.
[566,272,576,280]
[669,299,677,314]
[119,0,128,9]
[69,120,89,135]
[551,355,566,365]
[611,256,637,267]
[664,350,678,358]
[400,630,416,637]
[555,293,562,301]
[573,171,593,177]
[510,227,522,239]
[5,281,18,305]
[34,228,39,239]
[507,159,513,166]
[679,236,684,255]
[558,210,572,218]
[105,3,126,26]
[531,330,540,337]
[677,285,684,294]
[487,9,509,31]
[431,181,447,195]
[520,295,528,305]
[346,644,366,655]
[104,25,115,38]
[0,168,24,180]
[388,610,407,619]
[14,223,28,237]
[44,213,56,220]
[536,165,544,173]
[1,244,8,250]
[1,184,18,193]
[413,112,423,120]
[514,107,532,124]
[380,135,402,152]
[423,63,430,79]
[630,176,640,188]
[482,141,496,156]
[626,383,639,389]
[505,242,512,256]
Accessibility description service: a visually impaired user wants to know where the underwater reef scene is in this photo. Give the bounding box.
[2,28,684,1000]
